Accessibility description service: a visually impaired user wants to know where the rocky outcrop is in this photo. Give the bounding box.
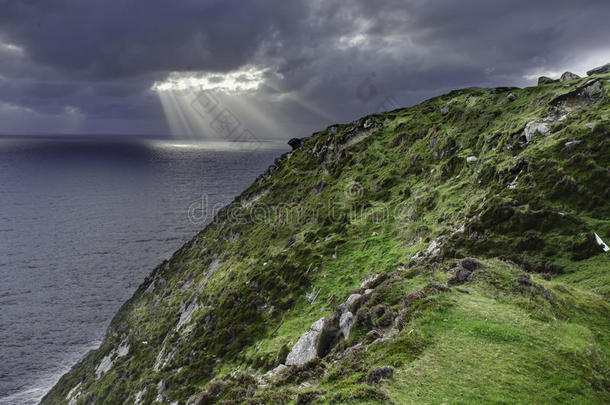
[285,317,326,365]
[560,72,580,82]
[586,63,610,76]
[523,121,550,143]
[288,137,305,150]
[538,76,557,85]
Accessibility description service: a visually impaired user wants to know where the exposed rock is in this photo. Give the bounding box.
[441,106,450,115]
[560,72,580,82]
[523,121,549,142]
[263,364,288,382]
[460,258,481,271]
[339,311,355,340]
[285,317,326,365]
[363,118,379,129]
[288,137,304,150]
[360,273,387,290]
[507,93,517,101]
[413,236,445,259]
[564,140,582,152]
[95,339,130,378]
[366,366,394,383]
[466,156,478,163]
[448,267,472,285]
[582,80,603,99]
[586,63,610,76]
[338,293,362,339]
[404,289,426,306]
[538,76,557,85]
[585,122,597,130]
[176,300,200,330]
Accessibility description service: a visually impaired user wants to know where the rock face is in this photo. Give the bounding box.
[586,63,610,76]
[582,81,603,99]
[523,121,550,142]
[538,76,557,85]
[285,317,326,365]
[288,137,305,150]
[338,293,361,339]
[560,72,580,82]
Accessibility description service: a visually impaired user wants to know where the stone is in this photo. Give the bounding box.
[460,258,481,271]
[560,71,580,82]
[507,93,517,101]
[360,273,386,290]
[441,106,450,115]
[466,156,478,163]
[538,76,557,85]
[404,289,426,306]
[285,317,326,365]
[337,293,362,339]
[263,364,288,381]
[523,121,549,142]
[585,122,596,130]
[288,137,304,150]
[448,267,472,285]
[339,311,355,339]
[564,140,582,152]
[363,118,378,129]
[339,293,362,312]
[586,63,610,76]
[582,81,603,99]
[366,366,394,384]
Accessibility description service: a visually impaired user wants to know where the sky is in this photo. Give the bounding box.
[0,0,609,141]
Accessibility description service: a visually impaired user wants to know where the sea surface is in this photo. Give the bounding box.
[0,136,286,404]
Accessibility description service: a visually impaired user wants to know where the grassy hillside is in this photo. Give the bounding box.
[42,71,610,404]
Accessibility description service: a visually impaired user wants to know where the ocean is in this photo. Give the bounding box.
[0,136,286,404]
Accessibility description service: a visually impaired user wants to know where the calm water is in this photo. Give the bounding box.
[0,136,285,404]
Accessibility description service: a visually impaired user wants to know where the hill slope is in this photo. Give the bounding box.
[43,70,610,404]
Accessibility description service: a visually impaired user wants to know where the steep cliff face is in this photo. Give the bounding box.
[43,71,610,404]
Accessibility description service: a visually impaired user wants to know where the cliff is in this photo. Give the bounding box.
[43,67,610,404]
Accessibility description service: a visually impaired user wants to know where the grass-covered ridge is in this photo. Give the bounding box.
[43,72,610,404]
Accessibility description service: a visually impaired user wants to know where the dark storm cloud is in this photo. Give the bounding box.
[0,0,609,136]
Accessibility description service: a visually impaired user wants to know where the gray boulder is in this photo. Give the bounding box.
[582,81,603,99]
[507,93,517,101]
[285,317,326,365]
[538,76,557,85]
[338,293,362,339]
[560,72,580,82]
[586,63,610,76]
[441,106,450,115]
[523,121,549,142]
